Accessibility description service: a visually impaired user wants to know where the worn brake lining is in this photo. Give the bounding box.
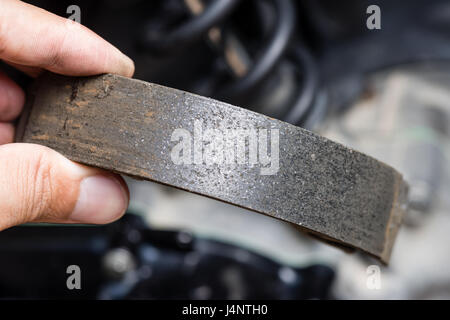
[15,73,408,263]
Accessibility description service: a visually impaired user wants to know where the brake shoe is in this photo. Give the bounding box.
[16,73,408,263]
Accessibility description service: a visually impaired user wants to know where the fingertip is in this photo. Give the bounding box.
[0,72,25,121]
[44,23,136,78]
[0,122,14,144]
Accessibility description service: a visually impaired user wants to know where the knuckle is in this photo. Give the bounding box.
[43,22,69,70]
[20,151,54,221]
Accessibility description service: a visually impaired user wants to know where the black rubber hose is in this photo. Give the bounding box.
[283,45,319,125]
[141,0,241,53]
[217,0,296,100]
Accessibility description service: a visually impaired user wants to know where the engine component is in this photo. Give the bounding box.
[0,214,335,299]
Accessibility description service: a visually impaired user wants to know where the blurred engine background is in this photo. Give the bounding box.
[1,0,450,299]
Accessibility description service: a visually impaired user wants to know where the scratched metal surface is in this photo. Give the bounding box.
[17,73,408,262]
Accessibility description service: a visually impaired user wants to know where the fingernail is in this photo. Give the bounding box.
[70,175,128,224]
[120,53,135,77]
[112,47,135,77]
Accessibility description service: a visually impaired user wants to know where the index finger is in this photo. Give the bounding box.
[0,0,134,77]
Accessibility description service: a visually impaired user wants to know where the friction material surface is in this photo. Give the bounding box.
[16,73,408,263]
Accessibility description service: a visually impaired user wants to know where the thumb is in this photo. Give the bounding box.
[0,143,129,231]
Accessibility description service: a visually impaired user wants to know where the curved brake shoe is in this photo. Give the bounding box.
[16,73,408,263]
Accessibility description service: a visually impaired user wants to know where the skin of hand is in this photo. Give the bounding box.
[0,0,135,231]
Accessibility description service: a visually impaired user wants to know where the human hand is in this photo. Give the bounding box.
[0,0,135,231]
